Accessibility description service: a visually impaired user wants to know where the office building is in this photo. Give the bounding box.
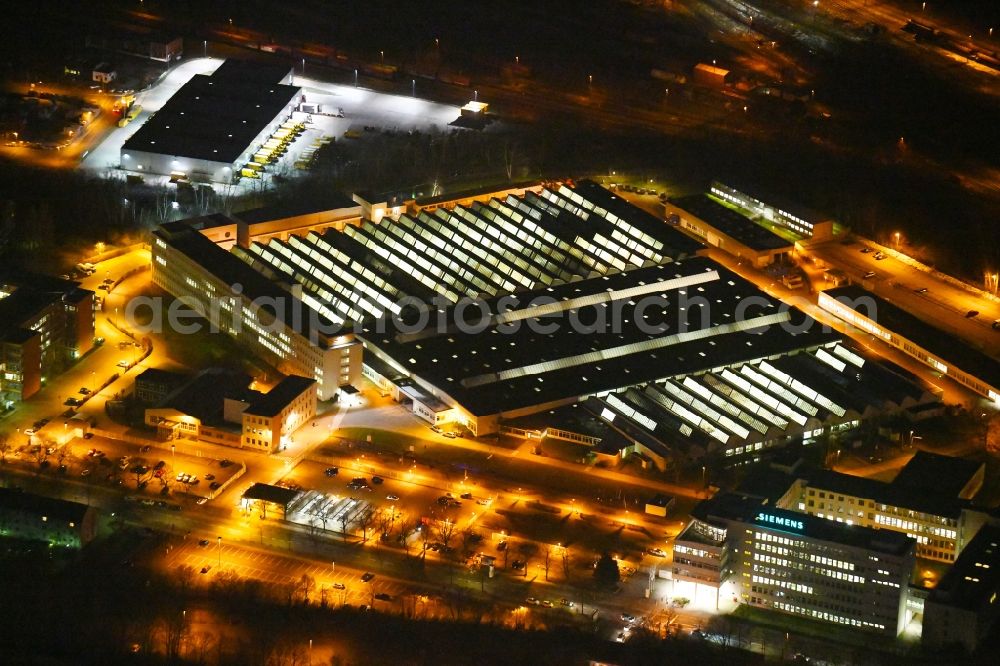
[710,179,833,239]
[152,223,362,400]
[673,492,915,635]
[778,452,987,563]
[122,59,301,183]
[0,274,95,404]
[144,369,316,453]
[923,525,1000,654]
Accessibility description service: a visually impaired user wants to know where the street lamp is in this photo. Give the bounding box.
[217,536,222,568]
[380,50,384,64]
[203,40,207,58]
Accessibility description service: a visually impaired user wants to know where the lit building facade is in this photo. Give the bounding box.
[151,226,361,400]
[710,180,833,239]
[674,494,915,636]
[733,508,914,636]
[818,287,1000,405]
[0,276,95,404]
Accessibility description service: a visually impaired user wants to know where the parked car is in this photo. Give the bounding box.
[332,582,345,590]
[374,593,392,601]
[371,476,384,485]
[325,467,339,476]
[460,492,472,500]
[198,539,210,547]
[361,572,375,582]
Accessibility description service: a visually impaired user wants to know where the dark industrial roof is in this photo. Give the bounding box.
[157,368,254,425]
[234,194,359,225]
[244,375,315,417]
[415,180,541,207]
[242,483,300,506]
[0,487,91,524]
[892,451,984,499]
[123,59,299,164]
[499,401,633,451]
[135,367,187,386]
[361,257,838,415]
[670,193,792,252]
[823,285,1000,392]
[928,525,1000,611]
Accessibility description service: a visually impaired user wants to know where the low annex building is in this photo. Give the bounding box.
[818,285,1000,404]
[0,488,97,548]
[665,193,793,267]
[922,525,1000,654]
[144,369,316,453]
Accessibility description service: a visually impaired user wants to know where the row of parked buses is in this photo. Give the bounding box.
[239,119,307,179]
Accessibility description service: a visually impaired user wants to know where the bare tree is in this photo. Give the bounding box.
[357,507,377,543]
[561,548,572,581]
[503,140,518,181]
[338,510,350,541]
[0,431,11,464]
[398,518,419,555]
[543,545,553,581]
[297,573,316,604]
[256,498,269,520]
[436,518,457,551]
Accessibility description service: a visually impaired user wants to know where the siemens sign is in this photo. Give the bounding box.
[756,512,804,531]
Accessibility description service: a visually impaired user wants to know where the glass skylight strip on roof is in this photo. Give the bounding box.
[683,376,768,435]
[641,385,729,443]
[832,344,865,368]
[661,381,751,440]
[707,372,788,429]
[815,348,847,373]
[758,361,846,418]
[605,393,658,431]
[738,365,815,421]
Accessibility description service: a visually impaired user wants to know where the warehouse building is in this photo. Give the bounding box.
[121,59,300,183]
[710,179,833,239]
[818,285,1000,404]
[665,193,793,267]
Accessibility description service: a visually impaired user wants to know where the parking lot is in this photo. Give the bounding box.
[5,433,243,504]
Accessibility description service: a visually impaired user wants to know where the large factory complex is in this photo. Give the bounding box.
[141,170,1000,645]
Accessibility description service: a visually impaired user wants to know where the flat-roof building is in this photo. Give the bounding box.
[144,369,316,453]
[0,273,95,404]
[923,525,1000,654]
[666,193,793,267]
[121,59,300,183]
[710,179,833,239]
[674,492,916,635]
[0,488,98,548]
[818,285,1000,404]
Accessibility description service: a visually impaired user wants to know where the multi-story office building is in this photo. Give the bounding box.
[0,274,95,403]
[778,452,988,563]
[151,223,362,400]
[674,492,916,636]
